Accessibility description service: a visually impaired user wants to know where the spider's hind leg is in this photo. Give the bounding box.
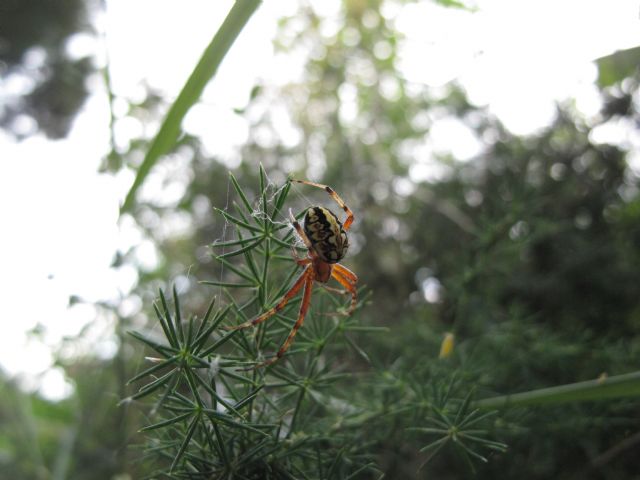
[227,266,311,331]
[330,264,358,315]
[253,272,315,368]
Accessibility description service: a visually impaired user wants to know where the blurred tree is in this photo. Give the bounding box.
[0,0,95,139]
[110,3,640,476]
[2,0,639,477]
[0,356,147,479]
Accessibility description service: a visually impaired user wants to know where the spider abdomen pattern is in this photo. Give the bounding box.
[303,206,349,264]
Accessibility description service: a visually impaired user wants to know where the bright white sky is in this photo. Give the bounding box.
[1,0,638,400]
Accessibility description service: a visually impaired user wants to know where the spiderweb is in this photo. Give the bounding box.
[209,170,303,305]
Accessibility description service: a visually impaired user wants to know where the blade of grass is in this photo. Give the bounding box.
[121,0,262,214]
[476,371,640,408]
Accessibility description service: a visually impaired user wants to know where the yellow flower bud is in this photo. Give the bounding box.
[439,332,455,359]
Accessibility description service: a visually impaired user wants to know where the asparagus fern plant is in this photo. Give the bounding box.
[127,170,507,478]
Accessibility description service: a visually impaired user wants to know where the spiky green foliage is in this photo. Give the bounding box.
[127,173,513,478]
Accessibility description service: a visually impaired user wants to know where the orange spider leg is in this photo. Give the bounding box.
[255,271,315,368]
[330,267,358,315]
[292,180,354,231]
[228,266,311,331]
[333,263,358,284]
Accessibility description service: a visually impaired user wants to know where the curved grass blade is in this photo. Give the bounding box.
[475,370,640,408]
[120,0,262,214]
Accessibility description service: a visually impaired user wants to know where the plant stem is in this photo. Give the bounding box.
[475,371,640,408]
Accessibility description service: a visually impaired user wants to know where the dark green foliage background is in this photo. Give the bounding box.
[1,0,639,478]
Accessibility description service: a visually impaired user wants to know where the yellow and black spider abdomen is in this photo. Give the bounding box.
[303,206,349,263]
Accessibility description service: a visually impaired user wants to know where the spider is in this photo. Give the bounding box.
[229,179,358,368]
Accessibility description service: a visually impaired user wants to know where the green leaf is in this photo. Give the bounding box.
[158,289,179,347]
[271,180,292,220]
[192,304,232,352]
[596,46,640,88]
[433,0,477,10]
[200,280,256,288]
[120,0,262,213]
[232,385,264,411]
[131,368,177,400]
[192,296,217,345]
[173,285,184,344]
[213,206,263,234]
[199,329,240,357]
[127,355,180,385]
[475,371,640,408]
[140,412,193,432]
[211,234,264,248]
[127,330,176,357]
[208,255,257,283]
[215,237,265,259]
[230,172,255,214]
[170,412,201,472]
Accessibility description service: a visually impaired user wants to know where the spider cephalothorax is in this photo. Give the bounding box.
[228,179,357,368]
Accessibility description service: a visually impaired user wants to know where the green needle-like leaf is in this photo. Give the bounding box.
[199,329,240,357]
[158,290,179,347]
[127,355,180,385]
[131,368,178,400]
[271,181,292,220]
[140,412,193,432]
[232,385,264,411]
[127,330,176,357]
[419,436,449,453]
[170,413,201,472]
[216,237,265,259]
[211,235,264,248]
[192,304,232,352]
[192,296,217,345]
[213,207,263,234]
[173,285,184,345]
[230,172,255,214]
[201,280,256,288]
